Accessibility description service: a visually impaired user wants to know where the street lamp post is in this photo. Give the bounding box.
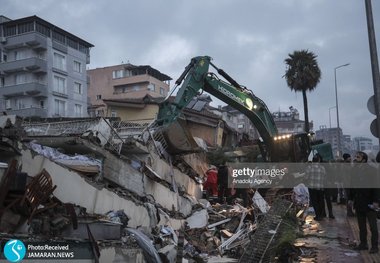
[329,106,336,128]
[334,63,350,157]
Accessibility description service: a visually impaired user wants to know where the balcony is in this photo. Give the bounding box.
[6,107,48,118]
[0,57,47,74]
[3,33,47,51]
[0,82,48,98]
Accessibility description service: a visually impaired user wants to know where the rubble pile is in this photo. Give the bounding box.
[0,116,303,262]
[0,163,128,239]
[173,201,254,261]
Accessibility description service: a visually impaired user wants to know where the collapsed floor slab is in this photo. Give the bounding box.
[21,149,150,228]
[19,140,203,229]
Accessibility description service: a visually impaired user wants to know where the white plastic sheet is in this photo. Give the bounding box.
[293,183,310,206]
[27,142,102,170]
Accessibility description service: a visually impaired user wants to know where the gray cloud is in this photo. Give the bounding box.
[2,0,380,140]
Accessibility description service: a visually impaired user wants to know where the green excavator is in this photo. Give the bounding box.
[154,56,332,162]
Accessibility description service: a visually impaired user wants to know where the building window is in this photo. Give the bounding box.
[111,110,117,117]
[53,52,66,71]
[0,77,4,87]
[96,95,102,100]
[52,31,66,44]
[160,87,165,95]
[15,50,27,60]
[133,85,140,91]
[74,104,82,117]
[148,83,155,91]
[78,43,88,54]
[1,52,7,62]
[40,100,45,109]
[67,38,78,49]
[36,22,50,37]
[74,82,82,94]
[37,51,45,60]
[125,70,132,77]
[73,61,82,73]
[4,25,16,37]
[54,99,66,116]
[112,70,124,79]
[15,73,27,84]
[18,22,34,34]
[5,99,11,110]
[53,75,66,94]
[15,99,25,109]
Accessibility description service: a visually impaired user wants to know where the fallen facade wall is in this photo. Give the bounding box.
[102,148,201,209]
[20,144,200,229]
[20,149,151,228]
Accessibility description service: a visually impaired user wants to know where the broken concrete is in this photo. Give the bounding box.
[0,115,310,263]
[186,209,209,229]
[100,246,145,263]
[20,149,151,228]
[158,244,177,263]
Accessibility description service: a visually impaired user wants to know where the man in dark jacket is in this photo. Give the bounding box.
[349,151,380,253]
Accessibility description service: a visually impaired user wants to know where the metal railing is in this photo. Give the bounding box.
[22,117,170,158]
[22,118,99,136]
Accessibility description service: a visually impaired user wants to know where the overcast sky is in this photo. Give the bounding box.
[2,0,380,141]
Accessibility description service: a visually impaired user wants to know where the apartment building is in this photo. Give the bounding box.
[272,107,313,135]
[216,105,256,140]
[87,64,171,117]
[315,126,344,156]
[352,136,373,152]
[0,15,93,117]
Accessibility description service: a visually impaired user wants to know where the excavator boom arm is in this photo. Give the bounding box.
[156,56,278,146]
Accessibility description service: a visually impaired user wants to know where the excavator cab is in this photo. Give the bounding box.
[271,133,311,162]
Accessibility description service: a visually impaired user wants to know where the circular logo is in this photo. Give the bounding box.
[3,239,26,262]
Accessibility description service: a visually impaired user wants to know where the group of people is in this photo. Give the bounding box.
[202,163,250,205]
[306,151,380,254]
[203,150,380,254]
[305,153,335,220]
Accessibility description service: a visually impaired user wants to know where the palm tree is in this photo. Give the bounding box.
[284,50,321,133]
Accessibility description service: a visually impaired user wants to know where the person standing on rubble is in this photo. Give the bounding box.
[203,165,218,198]
[305,153,326,221]
[218,162,230,203]
[342,153,355,217]
[323,160,335,219]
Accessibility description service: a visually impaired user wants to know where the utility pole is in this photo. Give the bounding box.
[334,63,350,157]
[365,0,380,145]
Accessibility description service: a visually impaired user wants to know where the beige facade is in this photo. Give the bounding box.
[105,100,160,123]
[87,64,171,117]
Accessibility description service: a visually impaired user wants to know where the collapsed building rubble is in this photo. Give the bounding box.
[0,115,304,262]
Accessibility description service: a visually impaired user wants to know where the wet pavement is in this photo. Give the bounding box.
[295,203,380,263]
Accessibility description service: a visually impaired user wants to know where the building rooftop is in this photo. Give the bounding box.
[89,63,172,82]
[103,94,165,106]
[0,15,94,48]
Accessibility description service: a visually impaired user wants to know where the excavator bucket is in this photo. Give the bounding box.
[161,119,201,155]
